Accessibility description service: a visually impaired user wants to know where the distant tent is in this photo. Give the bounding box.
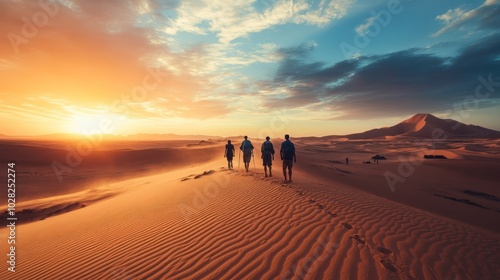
[372,155,387,160]
[423,155,447,159]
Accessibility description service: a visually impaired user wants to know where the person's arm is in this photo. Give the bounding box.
[271,143,275,160]
[293,144,297,163]
[261,143,264,158]
[280,144,284,160]
[224,147,227,157]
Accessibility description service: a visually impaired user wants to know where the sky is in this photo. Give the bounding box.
[1,0,499,137]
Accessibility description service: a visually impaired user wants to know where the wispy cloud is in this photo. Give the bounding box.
[433,0,500,37]
[355,15,377,36]
[163,0,355,43]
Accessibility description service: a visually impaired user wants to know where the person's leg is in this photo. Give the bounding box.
[269,165,272,177]
[282,162,287,181]
[244,154,249,171]
[264,166,268,177]
[288,166,293,181]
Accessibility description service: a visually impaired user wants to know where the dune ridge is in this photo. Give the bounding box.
[1,164,499,279]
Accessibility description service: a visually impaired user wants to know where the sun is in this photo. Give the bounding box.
[66,113,117,135]
[66,114,98,135]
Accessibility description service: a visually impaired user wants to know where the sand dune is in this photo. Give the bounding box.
[1,138,499,279]
[0,140,223,201]
[1,163,499,279]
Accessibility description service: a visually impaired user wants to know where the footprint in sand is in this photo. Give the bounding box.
[350,234,366,244]
[380,260,398,272]
[377,247,392,255]
[327,211,338,217]
[342,222,353,229]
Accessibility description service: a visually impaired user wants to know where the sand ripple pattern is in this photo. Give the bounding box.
[1,170,499,280]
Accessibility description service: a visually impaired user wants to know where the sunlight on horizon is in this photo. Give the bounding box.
[0,0,499,137]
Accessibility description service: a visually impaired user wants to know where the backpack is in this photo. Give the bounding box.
[242,140,253,152]
[262,141,274,154]
[282,141,294,160]
[226,144,234,156]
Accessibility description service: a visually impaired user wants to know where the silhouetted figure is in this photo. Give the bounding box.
[346,157,349,165]
[224,140,235,170]
[261,136,275,177]
[280,134,296,182]
[240,136,254,172]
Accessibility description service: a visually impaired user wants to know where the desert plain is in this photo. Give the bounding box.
[1,117,499,280]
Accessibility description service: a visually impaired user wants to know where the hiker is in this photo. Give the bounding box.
[261,136,275,177]
[280,134,296,182]
[240,136,254,172]
[224,140,235,170]
[346,157,349,165]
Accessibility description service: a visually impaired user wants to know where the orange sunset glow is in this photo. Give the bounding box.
[1,1,500,279]
[1,0,499,138]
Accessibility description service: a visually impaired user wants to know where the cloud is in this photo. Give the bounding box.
[355,15,377,36]
[0,0,357,128]
[273,42,358,86]
[257,42,358,109]
[163,0,355,43]
[254,34,500,120]
[0,0,231,120]
[433,0,500,37]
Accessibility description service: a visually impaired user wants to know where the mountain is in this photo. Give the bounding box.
[346,113,500,139]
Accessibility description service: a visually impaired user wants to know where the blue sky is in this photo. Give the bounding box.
[1,0,499,136]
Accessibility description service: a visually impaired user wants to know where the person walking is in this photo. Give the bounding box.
[261,136,275,177]
[280,134,296,182]
[240,136,254,172]
[224,140,235,170]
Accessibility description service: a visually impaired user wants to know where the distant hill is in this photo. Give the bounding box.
[346,113,500,139]
[126,133,224,141]
[0,133,224,141]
